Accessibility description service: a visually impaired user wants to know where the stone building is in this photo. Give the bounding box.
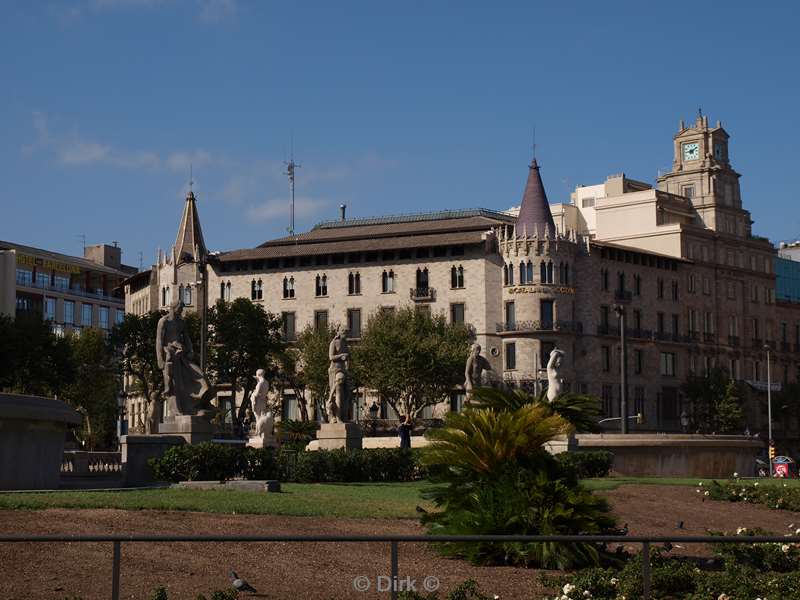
[124,114,800,442]
[0,240,134,335]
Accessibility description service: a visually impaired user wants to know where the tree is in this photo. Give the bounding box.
[292,324,339,420]
[351,307,472,418]
[62,328,119,449]
[109,311,163,401]
[274,345,310,421]
[683,367,743,433]
[206,298,285,423]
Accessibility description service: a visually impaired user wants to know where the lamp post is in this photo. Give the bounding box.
[764,344,773,467]
[614,298,630,434]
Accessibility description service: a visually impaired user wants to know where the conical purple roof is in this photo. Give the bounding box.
[516,159,555,238]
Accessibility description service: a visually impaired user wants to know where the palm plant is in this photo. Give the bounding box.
[421,399,617,569]
[469,386,602,433]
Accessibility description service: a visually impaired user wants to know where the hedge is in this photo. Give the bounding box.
[554,450,614,479]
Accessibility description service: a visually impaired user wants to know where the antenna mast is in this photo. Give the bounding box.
[78,233,86,253]
[284,139,301,236]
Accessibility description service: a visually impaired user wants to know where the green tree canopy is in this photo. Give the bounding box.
[62,328,119,449]
[206,298,285,422]
[351,307,472,418]
[682,367,744,433]
[109,311,163,400]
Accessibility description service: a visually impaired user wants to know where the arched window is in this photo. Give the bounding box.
[519,261,527,284]
[162,287,167,307]
[184,284,192,305]
[179,284,184,304]
[382,270,395,293]
[283,276,295,299]
[316,274,327,297]
[564,263,570,285]
[525,261,533,284]
[416,267,429,290]
[256,279,263,300]
[220,282,225,300]
[508,263,514,286]
[559,262,565,285]
[348,272,361,295]
[546,261,554,283]
[618,272,626,293]
[540,261,547,283]
[250,280,256,300]
[451,265,464,289]
[167,286,172,305]
[503,264,509,286]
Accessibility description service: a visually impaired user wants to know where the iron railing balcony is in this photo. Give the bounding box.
[409,287,435,302]
[497,320,582,333]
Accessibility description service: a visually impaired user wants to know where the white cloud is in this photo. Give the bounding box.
[246,196,330,223]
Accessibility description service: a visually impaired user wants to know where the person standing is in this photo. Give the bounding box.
[398,414,413,449]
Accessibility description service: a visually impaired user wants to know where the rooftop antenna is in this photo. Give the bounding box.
[284,137,301,236]
[532,125,537,161]
[138,251,144,271]
[189,163,194,194]
[78,233,86,253]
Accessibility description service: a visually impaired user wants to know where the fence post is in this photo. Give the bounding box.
[111,540,121,600]
[390,540,398,600]
[641,541,651,600]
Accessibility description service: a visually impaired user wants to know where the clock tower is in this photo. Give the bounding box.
[656,113,751,238]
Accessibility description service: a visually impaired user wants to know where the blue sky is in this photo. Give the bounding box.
[2,0,799,268]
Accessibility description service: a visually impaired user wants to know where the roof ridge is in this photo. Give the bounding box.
[312,207,515,230]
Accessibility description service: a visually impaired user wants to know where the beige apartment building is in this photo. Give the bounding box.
[124,114,800,444]
[0,240,134,335]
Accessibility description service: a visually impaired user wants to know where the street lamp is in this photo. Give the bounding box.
[764,344,773,464]
[614,297,631,434]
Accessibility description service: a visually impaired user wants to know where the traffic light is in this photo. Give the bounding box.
[769,445,776,461]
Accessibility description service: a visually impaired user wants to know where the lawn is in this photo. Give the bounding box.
[3,477,799,518]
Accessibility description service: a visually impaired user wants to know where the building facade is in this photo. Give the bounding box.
[125,115,800,443]
[0,240,134,336]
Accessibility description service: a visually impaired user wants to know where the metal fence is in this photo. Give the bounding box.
[2,533,798,600]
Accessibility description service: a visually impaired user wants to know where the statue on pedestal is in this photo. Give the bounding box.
[464,343,492,401]
[326,330,351,423]
[546,347,565,402]
[144,392,163,434]
[250,369,277,447]
[156,299,214,417]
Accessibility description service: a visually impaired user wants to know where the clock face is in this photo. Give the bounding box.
[683,142,700,161]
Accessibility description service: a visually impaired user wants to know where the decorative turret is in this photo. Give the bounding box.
[173,190,207,266]
[516,159,556,239]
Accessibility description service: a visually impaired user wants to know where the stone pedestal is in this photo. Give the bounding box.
[158,415,215,444]
[120,434,185,486]
[247,434,279,450]
[317,422,363,450]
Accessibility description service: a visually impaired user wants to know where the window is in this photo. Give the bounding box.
[682,185,695,199]
[657,312,665,334]
[503,264,509,286]
[315,274,328,297]
[451,246,465,256]
[433,246,447,258]
[115,309,125,325]
[546,261,554,283]
[348,272,361,295]
[633,309,642,331]
[634,349,643,374]
[15,268,32,286]
[416,268,429,289]
[99,307,109,330]
[82,304,93,326]
[162,287,167,307]
[504,301,515,329]
[184,285,193,305]
[704,312,715,334]
[381,270,395,293]
[282,277,295,299]
[660,352,676,377]
[752,317,760,340]
[540,299,554,329]
[314,310,328,331]
[688,274,696,293]
[282,312,296,341]
[729,315,739,337]
[634,386,645,416]
[64,301,74,325]
[581,196,595,208]
[688,310,698,333]
[36,271,50,287]
[250,279,263,301]
[450,303,465,325]
[416,248,430,258]
[44,298,56,321]
[703,277,711,295]
[671,281,679,301]
[520,261,530,285]
[600,305,609,328]
[602,346,611,372]
[564,263,570,285]
[451,265,465,289]
[634,274,641,296]
[729,358,740,380]
[347,308,362,338]
[671,314,679,336]
[505,342,516,370]
[727,281,735,299]
[657,278,664,299]
[601,268,609,291]
[505,263,515,286]
[54,274,69,289]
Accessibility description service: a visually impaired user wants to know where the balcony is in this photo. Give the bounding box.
[497,320,582,334]
[409,287,435,302]
[16,278,123,303]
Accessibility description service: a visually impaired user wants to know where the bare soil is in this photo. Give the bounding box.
[1,485,798,600]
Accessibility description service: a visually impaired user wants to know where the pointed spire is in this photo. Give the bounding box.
[516,159,556,239]
[174,190,207,265]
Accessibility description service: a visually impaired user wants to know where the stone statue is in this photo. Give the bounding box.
[546,347,565,402]
[326,330,351,423]
[250,368,276,447]
[144,391,163,435]
[464,343,492,401]
[156,299,214,416]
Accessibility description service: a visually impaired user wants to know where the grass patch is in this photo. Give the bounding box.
[582,477,800,491]
[0,482,431,519]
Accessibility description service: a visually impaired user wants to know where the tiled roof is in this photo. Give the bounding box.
[516,160,556,238]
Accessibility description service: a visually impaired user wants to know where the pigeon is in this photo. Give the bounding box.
[230,570,257,594]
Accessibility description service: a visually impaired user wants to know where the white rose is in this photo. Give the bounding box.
[733,472,739,478]
[737,527,746,535]
[754,482,759,487]
[782,544,791,553]
[563,583,576,594]
[610,578,619,585]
